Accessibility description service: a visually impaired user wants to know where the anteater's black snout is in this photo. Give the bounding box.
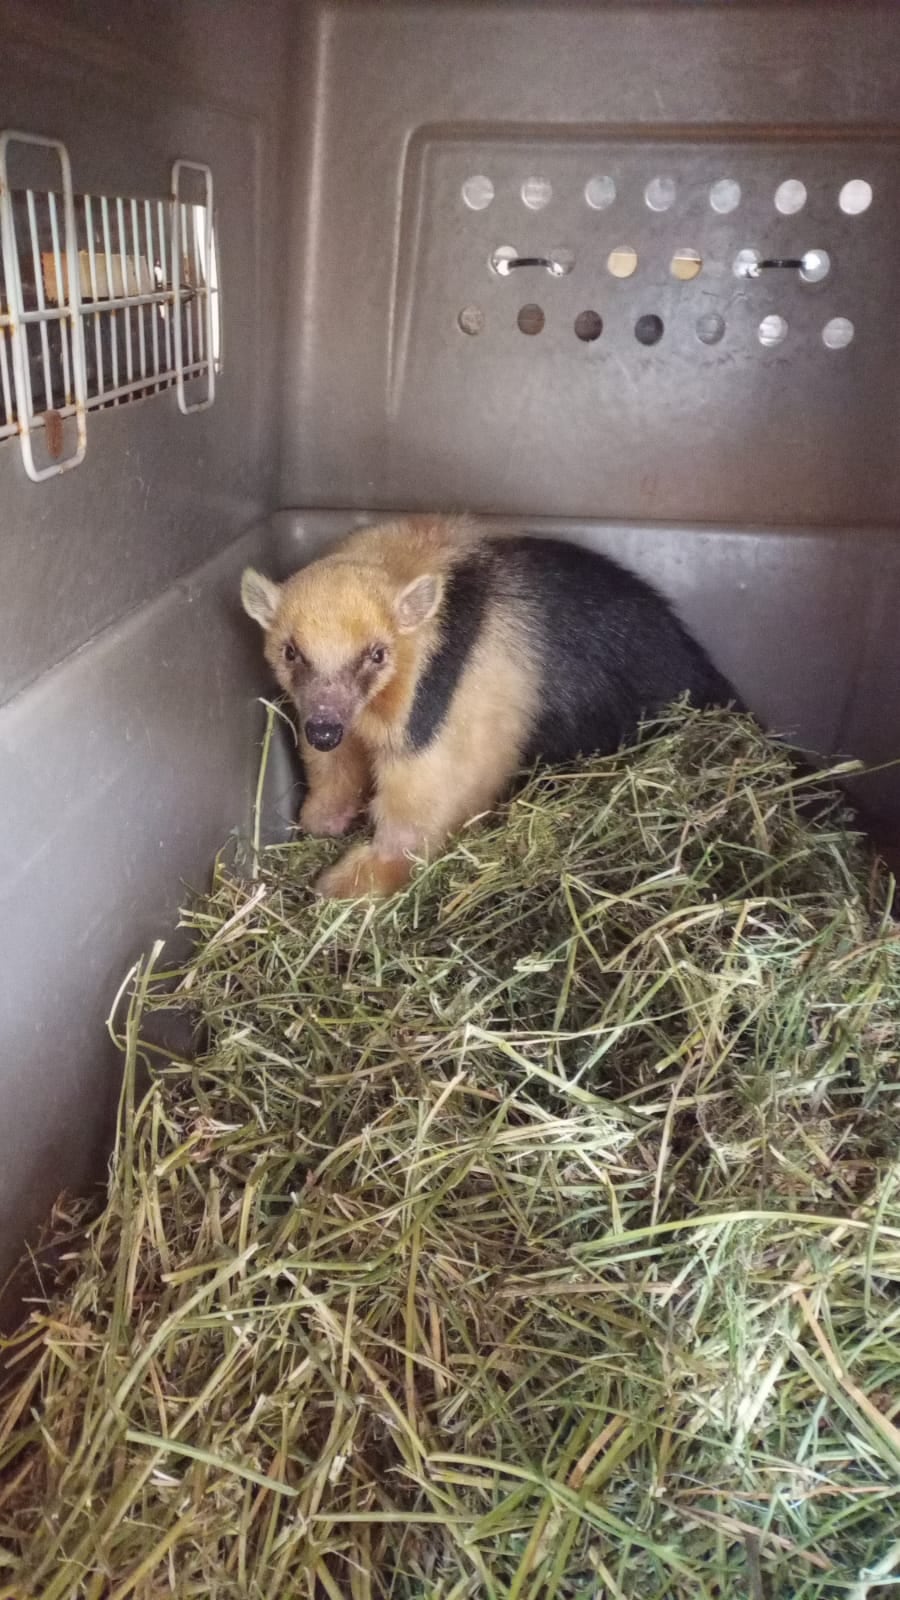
[304,718,344,752]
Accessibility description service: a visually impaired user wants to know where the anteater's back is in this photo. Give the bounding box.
[479,535,737,766]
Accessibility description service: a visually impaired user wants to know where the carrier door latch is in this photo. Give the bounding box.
[490,247,574,278]
[734,248,830,283]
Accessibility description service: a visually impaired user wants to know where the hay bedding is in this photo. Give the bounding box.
[1,706,899,1600]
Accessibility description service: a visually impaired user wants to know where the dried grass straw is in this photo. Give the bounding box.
[1,706,899,1599]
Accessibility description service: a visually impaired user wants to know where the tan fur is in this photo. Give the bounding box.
[299,734,371,838]
[241,516,540,899]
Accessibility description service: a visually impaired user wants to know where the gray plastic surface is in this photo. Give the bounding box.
[0,0,294,1285]
[0,527,286,1289]
[2,0,900,1290]
[280,1,900,524]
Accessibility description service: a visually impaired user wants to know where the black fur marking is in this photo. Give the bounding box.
[487,537,739,767]
[406,554,491,752]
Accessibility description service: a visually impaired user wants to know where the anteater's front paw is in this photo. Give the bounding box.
[298,794,362,838]
[314,843,412,901]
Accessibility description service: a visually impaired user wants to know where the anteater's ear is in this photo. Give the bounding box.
[240,567,280,629]
[394,572,443,634]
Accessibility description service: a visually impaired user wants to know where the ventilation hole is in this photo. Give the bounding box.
[709,178,741,214]
[458,305,485,336]
[521,177,552,210]
[822,316,854,349]
[800,248,830,284]
[774,179,807,215]
[670,248,702,282]
[517,303,545,335]
[839,179,873,216]
[758,314,788,348]
[696,312,726,346]
[733,248,761,278]
[490,245,519,276]
[635,314,664,346]
[644,176,676,212]
[461,175,494,211]
[585,175,617,210]
[607,245,638,279]
[548,247,575,277]
[574,309,603,342]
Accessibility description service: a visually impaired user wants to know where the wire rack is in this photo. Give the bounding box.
[0,132,220,481]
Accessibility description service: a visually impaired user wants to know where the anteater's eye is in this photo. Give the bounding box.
[283,641,298,664]
[369,645,387,667]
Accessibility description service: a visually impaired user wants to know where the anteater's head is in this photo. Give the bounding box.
[240,557,442,750]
